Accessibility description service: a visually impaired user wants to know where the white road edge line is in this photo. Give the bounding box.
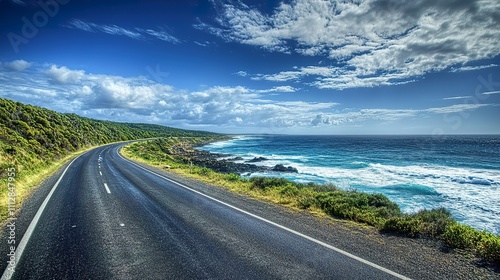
[1,154,83,280]
[104,183,111,194]
[118,149,412,280]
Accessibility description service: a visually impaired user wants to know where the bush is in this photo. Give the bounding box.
[279,185,300,197]
[443,223,482,249]
[477,233,500,264]
[368,193,401,216]
[382,208,453,238]
[298,196,317,209]
[225,173,241,182]
[250,177,290,190]
[443,222,500,265]
[382,216,422,237]
[195,167,213,176]
[415,208,453,237]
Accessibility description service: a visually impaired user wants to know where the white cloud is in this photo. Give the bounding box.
[66,19,180,43]
[66,19,143,39]
[258,86,298,93]
[253,70,302,82]
[194,41,212,47]
[450,64,499,73]
[139,28,181,44]
[443,96,472,100]
[6,60,31,71]
[482,90,500,95]
[0,61,496,132]
[200,0,500,89]
[45,65,85,84]
[425,104,492,114]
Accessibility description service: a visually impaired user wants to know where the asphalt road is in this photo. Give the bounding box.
[2,143,411,279]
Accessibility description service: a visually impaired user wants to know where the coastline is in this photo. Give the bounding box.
[122,137,500,269]
[121,138,500,278]
[179,138,299,175]
[196,134,500,236]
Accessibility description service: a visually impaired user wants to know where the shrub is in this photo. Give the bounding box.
[415,208,453,237]
[279,185,300,197]
[298,196,317,209]
[225,173,241,182]
[443,223,500,265]
[382,208,453,238]
[250,177,290,190]
[368,193,401,216]
[195,167,213,176]
[443,222,482,249]
[477,233,500,265]
[382,217,420,237]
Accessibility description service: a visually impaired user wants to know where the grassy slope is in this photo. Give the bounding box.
[122,138,500,266]
[0,97,223,222]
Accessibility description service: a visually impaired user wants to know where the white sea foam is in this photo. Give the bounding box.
[200,135,264,150]
[201,136,500,233]
[248,161,500,233]
[292,163,500,233]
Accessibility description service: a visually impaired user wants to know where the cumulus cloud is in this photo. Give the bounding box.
[45,65,85,84]
[200,0,500,89]
[0,61,496,132]
[6,60,31,71]
[258,86,298,93]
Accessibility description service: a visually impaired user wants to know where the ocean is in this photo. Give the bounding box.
[198,135,500,235]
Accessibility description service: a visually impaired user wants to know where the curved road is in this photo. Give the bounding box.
[2,143,410,279]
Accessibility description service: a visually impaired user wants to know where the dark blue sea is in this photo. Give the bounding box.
[199,135,500,234]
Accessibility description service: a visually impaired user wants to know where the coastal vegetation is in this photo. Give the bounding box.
[0,97,222,222]
[122,137,500,266]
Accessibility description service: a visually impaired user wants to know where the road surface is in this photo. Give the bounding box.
[2,143,410,279]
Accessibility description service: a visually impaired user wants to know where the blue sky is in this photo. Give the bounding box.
[0,0,499,134]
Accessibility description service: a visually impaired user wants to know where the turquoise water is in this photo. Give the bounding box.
[199,135,500,234]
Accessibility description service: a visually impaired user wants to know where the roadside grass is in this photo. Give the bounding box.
[0,145,97,224]
[0,97,224,226]
[122,138,500,266]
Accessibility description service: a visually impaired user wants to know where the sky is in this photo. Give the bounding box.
[0,0,499,135]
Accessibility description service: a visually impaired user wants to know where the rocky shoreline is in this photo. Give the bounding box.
[169,141,298,175]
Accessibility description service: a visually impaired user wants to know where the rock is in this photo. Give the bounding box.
[272,164,298,173]
[227,156,244,161]
[169,142,269,175]
[246,157,268,163]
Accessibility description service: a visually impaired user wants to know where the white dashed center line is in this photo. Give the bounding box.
[104,183,111,194]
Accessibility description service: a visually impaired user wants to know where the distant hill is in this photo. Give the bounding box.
[0,97,222,179]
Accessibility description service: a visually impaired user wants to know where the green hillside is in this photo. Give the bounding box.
[0,97,223,221]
